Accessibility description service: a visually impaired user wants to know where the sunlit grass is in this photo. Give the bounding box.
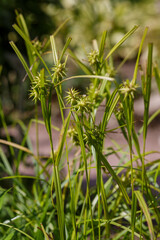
[0,12,160,239]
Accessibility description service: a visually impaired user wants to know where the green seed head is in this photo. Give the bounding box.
[88,49,99,66]
[65,88,80,106]
[120,79,139,100]
[29,71,51,101]
[51,62,66,81]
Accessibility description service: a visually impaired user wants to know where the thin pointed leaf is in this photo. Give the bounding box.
[52,165,65,240]
[43,17,71,52]
[0,147,13,175]
[104,25,139,61]
[10,41,34,82]
[135,190,155,240]
[50,35,58,64]
[56,112,71,166]
[132,127,142,161]
[15,13,33,65]
[131,192,137,239]
[0,223,34,240]
[94,148,130,205]
[52,17,71,38]
[15,11,30,38]
[40,224,50,240]
[0,139,49,177]
[55,74,114,87]
[99,30,107,62]
[110,221,140,238]
[101,89,120,134]
[59,37,72,62]
[143,43,153,140]
[0,175,48,183]
[68,49,93,75]
[12,24,51,77]
[0,139,33,155]
[4,230,15,240]
[0,188,12,210]
[132,27,148,85]
[154,65,160,93]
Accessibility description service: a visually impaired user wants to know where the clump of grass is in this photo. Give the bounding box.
[0,13,160,240]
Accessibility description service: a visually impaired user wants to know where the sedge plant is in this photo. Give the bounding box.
[0,13,160,239]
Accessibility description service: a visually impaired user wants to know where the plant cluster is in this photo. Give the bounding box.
[0,13,160,240]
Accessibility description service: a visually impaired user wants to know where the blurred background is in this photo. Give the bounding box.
[0,0,160,121]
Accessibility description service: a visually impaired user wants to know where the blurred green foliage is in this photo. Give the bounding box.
[0,0,160,116]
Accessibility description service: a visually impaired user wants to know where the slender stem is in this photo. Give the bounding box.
[75,114,95,240]
[55,83,77,239]
[35,101,40,174]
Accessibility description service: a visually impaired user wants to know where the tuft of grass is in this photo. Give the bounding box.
[0,13,160,239]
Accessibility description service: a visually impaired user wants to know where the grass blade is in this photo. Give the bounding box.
[55,74,114,88]
[15,12,33,66]
[9,41,34,82]
[94,148,130,205]
[135,190,155,240]
[12,24,51,77]
[104,25,139,61]
[0,188,12,210]
[132,27,148,85]
[0,147,13,175]
[56,112,71,166]
[68,49,93,75]
[0,223,34,240]
[0,139,33,155]
[59,37,72,62]
[143,43,153,140]
[131,192,137,239]
[0,139,49,177]
[101,89,120,134]
[75,114,95,240]
[50,35,58,64]
[154,65,160,93]
[99,30,107,62]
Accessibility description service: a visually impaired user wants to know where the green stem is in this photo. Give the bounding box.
[35,101,40,174]
[75,114,95,240]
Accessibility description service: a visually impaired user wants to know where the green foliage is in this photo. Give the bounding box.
[0,13,160,240]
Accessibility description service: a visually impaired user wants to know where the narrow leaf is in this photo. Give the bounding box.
[68,49,93,75]
[132,27,148,85]
[99,30,107,62]
[0,188,12,210]
[104,25,139,61]
[0,139,33,155]
[40,224,50,240]
[95,148,130,205]
[56,112,71,165]
[59,37,72,62]
[135,190,155,240]
[4,230,15,240]
[0,223,34,240]
[154,65,160,93]
[15,12,33,66]
[0,147,13,175]
[0,139,49,176]
[55,74,114,87]
[12,24,51,77]
[143,43,153,140]
[101,89,120,134]
[50,35,58,64]
[10,41,34,82]
[131,192,137,239]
